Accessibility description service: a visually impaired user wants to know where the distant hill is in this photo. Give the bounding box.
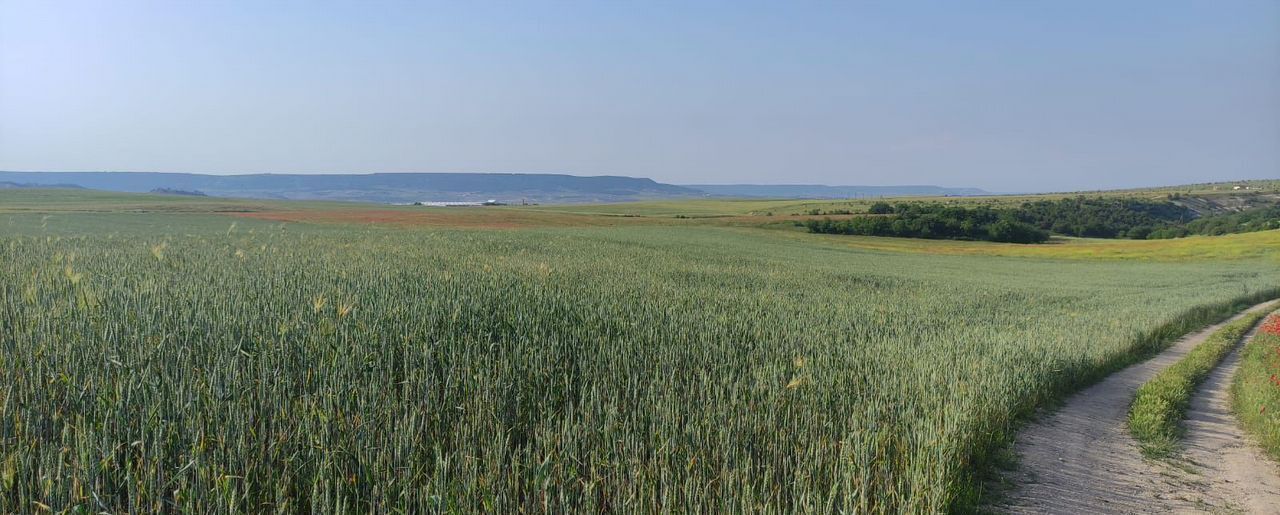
[0,180,84,190]
[150,188,208,197]
[0,171,703,204]
[686,184,989,198]
[0,171,996,204]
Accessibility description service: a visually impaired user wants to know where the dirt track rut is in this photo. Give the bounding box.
[993,301,1280,514]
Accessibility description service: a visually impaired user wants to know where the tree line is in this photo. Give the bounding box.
[804,203,1049,243]
[805,197,1280,244]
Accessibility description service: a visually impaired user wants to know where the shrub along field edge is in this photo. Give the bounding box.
[1127,303,1276,457]
[1230,312,1280,461]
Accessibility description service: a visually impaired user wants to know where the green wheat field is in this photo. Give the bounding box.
[2,197,1279,513]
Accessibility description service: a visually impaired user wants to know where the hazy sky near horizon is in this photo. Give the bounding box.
[1,1,1277,192]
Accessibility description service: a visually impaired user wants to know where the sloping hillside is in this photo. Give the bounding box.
[0,171,703,204]
[1171,191,1280,217]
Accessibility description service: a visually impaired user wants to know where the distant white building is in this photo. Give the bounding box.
[413,199,507,207]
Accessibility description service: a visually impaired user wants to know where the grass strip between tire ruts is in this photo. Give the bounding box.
[1129,306,1274,457]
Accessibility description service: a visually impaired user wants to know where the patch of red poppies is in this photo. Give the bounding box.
[1262,315,1280,336]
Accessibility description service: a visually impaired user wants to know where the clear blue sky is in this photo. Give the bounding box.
[1,1,1276,192]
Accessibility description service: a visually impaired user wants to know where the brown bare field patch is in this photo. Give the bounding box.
[229,207,865,230]
[717,213,863,224]
[230,208,657,229]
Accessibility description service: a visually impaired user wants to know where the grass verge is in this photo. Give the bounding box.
[1230,312,1280,460]
[1128,305,1274,457]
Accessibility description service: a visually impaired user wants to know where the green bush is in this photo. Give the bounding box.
[867,202,894,214]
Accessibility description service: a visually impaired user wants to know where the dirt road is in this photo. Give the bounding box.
[993,301,1280,514]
